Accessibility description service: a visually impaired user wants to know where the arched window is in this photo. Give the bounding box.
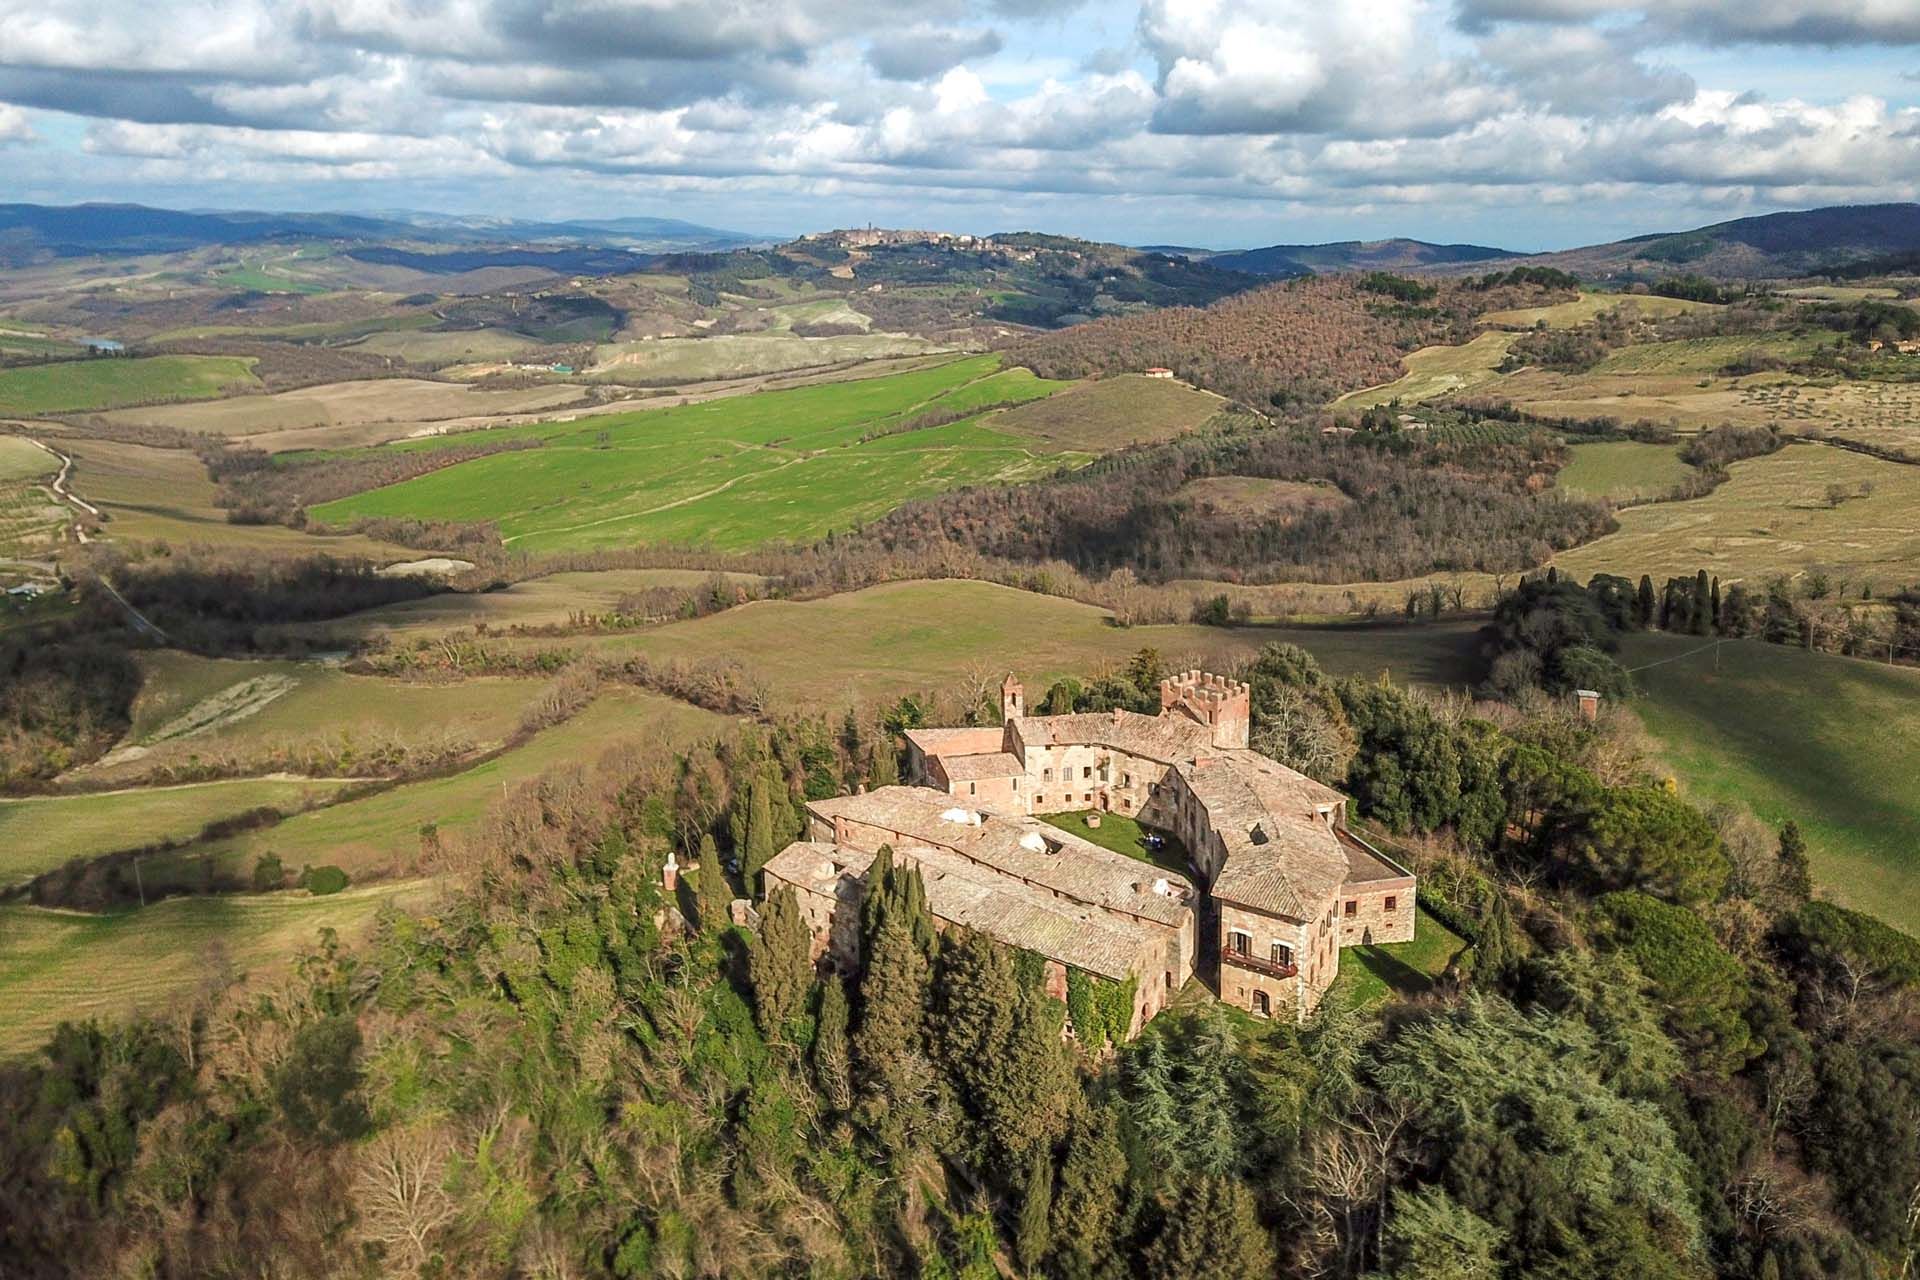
[1251,990,1270,1018]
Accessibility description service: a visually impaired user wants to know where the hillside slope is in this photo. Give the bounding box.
[1208,237,1519,277]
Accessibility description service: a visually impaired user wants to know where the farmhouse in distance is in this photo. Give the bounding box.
[765,670,1415,1038]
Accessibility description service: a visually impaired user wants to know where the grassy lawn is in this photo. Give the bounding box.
[309,355,1079,550]
[584,331,946,383]
[1591,333,1825,376]
[0,778,354,887]
[1555,442,1920,585]
[1328,910,1470,1011]
[0,880,435,1056]
[1042,810,1191,876]
[1556,440,1693,502]
[1622,633,1920,935]
[0,355,259,415]
[1481,292,1718,329]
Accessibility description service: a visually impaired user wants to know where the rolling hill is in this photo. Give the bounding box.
[1205,237,1520,277]
[1466,203,1920,281]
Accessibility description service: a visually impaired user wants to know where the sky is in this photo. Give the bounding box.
[0,0,1917,250]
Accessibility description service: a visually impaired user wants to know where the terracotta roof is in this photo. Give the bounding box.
[808,786,1195,929]
[939,752,1023,781]
[767,839,1163,980]
[904,726,1007,756]
[1179,750,1351,920]
[1007,709,1214,765]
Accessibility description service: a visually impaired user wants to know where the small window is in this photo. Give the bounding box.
[1082,766,1092,779]
[1251,990,1270,1018]
[968,782,977,796]
[1043,767,1053,781]
[1012,778,1020,791]
[1384,896,1397,912]
[1344,900,1357,919]
[1037,794,1045,805]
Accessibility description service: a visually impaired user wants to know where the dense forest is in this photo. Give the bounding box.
[4,646,1915,1278]
[844,414,1615,584]
[1010,274,1576,407]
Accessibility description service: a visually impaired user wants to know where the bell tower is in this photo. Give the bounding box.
[1000,673,1025,721]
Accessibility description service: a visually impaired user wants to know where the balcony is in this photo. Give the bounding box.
[1221,945,1297,980]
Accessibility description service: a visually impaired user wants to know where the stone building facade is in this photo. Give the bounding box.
[776,670,1414,1033]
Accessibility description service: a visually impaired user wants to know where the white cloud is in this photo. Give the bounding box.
[0,102,32,142]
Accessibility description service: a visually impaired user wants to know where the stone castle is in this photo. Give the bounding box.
[763,671,1414,1039]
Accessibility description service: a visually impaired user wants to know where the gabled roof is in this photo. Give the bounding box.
[1178,750,1350,920]
[808,786,1195,929]
[766,839,1156,981]
[939,752,1024,782]
[1007,709,1214,765]
[904,726,1007,756]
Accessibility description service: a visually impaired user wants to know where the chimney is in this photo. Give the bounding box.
[1575,689,1601,722]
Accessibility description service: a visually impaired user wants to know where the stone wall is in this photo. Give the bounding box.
[1336,880,1416,948]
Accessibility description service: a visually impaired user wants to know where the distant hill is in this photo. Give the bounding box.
[1205,238,1520,277]
[1472,204,1920,281]
[0,202,764,263]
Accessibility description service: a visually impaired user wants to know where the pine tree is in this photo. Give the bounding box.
[748,886,813,1036]
[1636,575,1656,629]
[813,974,854,1112]
[1049,1100,1126,1280]
[695,834,730,935]
[744,776,776,893]
[1143,1177,1275,1280]
[1473,891,1518,991]
[1016,1144,1054,1275]
[1776,820,1813,906]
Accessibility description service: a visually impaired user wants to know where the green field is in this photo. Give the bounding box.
[1336,331,1519,409]
[0,355,260,414]
[142,687,733,886]
[1556,443,1920,585]
[1555,441,1694,502]
[585,331,946,383]
[567,580,1483,707]
[1624,634,1920,934]
[309,356,1080,550]
[0,436,57,482]
[0,778,354,886]
[1590,333,1824,376]
[993,374,1222,450]
[1480,292,1718,330]
[1328,910,1470,1011]
[0,880,435,1055]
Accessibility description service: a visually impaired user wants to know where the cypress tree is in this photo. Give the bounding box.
[1016,1144,1054,1274]
[695,834,730,935]
[861,845,896,945]
[898,861,938,956]
[813,974,854,1112]
[1776,820,1813,906]
[867,739,900,789]
[1143,1177,1276,1280]
[1692,569,1712,634]
[1710,576,1722,634]
[748,885,813,1036]
[1635,574,1656,629]
[1050,1100,1126,1280]
[744,776,776,893]
[1473,891,1518,991]
[853,907,934,1155]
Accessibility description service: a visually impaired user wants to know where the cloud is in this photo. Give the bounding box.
[867,26,1004,81]
[0,0,1913,241]
[0,102,31,142]
[1457,0,1920,46]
